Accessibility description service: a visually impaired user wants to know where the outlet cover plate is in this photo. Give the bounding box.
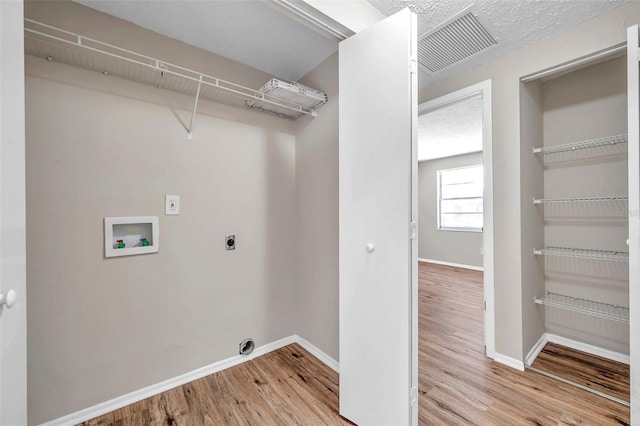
[165,195,180,215]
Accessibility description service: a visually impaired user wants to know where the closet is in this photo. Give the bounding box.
[523,54,630,405]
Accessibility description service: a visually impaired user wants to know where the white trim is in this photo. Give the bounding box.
[546,333,630,365]
[39,335,337,426]
[493,353,525,371]
[295,335,339,372]
[418,79,494,359]
[520,43,626,82]
[419,258,484,272]
[525,333,548,367]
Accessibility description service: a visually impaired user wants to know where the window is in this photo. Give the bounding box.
[437,165,483,232]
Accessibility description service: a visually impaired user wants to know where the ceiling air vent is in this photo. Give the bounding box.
[418,11,497,73]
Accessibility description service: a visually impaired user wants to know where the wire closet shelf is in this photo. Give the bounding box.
[532,196,629,204]
[533,246,629,262]
[532,134,628,155]
[23,19,327,121]
[534,292,629,323]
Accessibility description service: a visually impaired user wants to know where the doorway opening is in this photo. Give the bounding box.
[417,80,494,357]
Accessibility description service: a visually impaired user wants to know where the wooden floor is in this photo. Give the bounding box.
[84,262,630,425]
[81,344,351,426]
[531,342,630,403]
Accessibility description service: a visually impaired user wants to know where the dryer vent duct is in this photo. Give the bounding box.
[418,11,497,73]
[239,338,255,356]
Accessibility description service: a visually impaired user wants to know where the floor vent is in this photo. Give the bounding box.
[418,11,497,73]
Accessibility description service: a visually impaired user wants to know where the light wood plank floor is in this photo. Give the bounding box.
[530,342,630,403]
[84,262,630,425]
[418,262,629,425]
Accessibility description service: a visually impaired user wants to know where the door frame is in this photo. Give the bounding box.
[417,80,495,357]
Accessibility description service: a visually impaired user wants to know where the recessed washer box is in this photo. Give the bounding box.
[104,216,159,258]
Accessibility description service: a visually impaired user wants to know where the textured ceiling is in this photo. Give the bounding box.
[418,94,483,161]
[75,0,631,88]
[74,0,339,82]
[367,0,630,87]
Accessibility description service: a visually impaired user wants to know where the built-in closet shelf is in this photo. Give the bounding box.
[533,246,629,262]
[532,196,628,205]
[532,134,628,155]
[534,292,629,324]
[23,19,327,122]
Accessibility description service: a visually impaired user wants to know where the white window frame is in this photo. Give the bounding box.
[437,164,483,233]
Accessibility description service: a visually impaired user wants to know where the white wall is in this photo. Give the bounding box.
[421,2,640,361]
[294,53,339,361]
[418,152,483,267]
[25,2,299,423]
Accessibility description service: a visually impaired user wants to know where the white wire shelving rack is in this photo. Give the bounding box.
[532,196,628,205]
[533,246,629,262]
[23,19,327,135]
[532,134,628,155]
[534,292,629,323]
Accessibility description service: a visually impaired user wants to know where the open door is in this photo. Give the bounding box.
[0,1,28,424]
[339,8,418,425]
[627,23,639,426]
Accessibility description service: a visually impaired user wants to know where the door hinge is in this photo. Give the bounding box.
[410,222,417,240]
[410,59,417,75]
[484,301,486,311]
[410,386,418,406]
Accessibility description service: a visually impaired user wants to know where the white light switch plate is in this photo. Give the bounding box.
[165,195,180,215]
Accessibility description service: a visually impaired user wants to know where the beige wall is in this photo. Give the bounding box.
[421,2,639,361]
[294,53,340,361]
[418,153,483,267]
[519,79,546,360]
[25,2,299,424]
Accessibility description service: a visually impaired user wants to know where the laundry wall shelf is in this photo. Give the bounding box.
[24,19,328,132]
[534,292,629,324]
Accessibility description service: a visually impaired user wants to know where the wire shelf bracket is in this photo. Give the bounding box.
[532,134,628,155]
[534,292,629,323]
[533,246,629,262]
[23,19,328,138]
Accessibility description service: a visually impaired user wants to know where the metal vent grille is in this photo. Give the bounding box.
[418,12,497,73]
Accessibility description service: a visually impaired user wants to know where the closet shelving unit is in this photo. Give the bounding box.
[23,19,328,135]
[530,126,630,405]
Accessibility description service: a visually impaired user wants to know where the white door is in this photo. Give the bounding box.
[627,23,639,426]
[0,1,28,425]
[339,8,418,426]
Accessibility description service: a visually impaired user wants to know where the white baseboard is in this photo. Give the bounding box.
[546,333,630,365]
[525,334,547,367]
[418,258,484,272]
[295,335,339,373]
[40,335,337,426]
[493,352,525,371]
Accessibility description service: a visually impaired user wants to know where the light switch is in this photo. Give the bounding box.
[165,195,180,215]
